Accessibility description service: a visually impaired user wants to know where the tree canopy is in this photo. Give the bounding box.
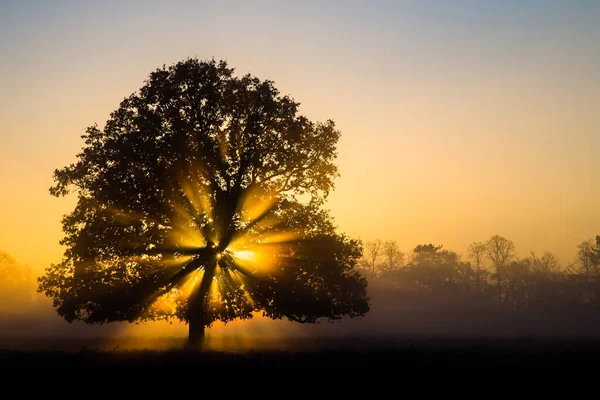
[38,58,369,344]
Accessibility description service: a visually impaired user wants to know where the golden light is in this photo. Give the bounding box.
[231,250,255,261]
[96,160,311,323]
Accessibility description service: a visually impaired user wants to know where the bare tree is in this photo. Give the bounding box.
[485,235,515,302]
[578,240,599,276]
[577,240,599,302]
[382,241,404,273]
[529,251,559,280]
[468,241,487,293]
[364,240,383,275]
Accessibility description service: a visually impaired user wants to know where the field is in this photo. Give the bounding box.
[3,336,600,368]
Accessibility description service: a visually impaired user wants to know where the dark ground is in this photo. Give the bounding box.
[3,336,600,367]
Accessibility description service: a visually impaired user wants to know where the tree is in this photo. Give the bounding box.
[576,238,600,302]
[382,240,404,273]
[402,244,464,291]
[362,239,383,276]
[527,251,563,305]
[529,251,559,281]
[38,58,369,347]
[590,236,600,278]
[577,240,595,277]
[468,241,486,293]
[502,259,531,307]
[485,235,515,302]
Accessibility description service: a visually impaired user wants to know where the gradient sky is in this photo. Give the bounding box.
[1,0,599,273]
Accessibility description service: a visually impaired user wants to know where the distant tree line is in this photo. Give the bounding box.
[359,235,600,308]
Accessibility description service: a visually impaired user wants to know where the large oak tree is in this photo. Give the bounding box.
[39,59,369,346]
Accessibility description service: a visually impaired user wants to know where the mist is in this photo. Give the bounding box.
[4,232,600,352]
[1,1,599,367]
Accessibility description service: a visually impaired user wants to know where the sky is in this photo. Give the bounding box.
[1,0,599,274]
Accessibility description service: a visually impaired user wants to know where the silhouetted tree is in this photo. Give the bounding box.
[397,244,473,293]
[38,58,369,346]
[382,240,404,273]
[468,241,487,294]
[578,240,596,276]
[575,237,600,302]
[529,252,559,281]
[361,239,383,276]
[485,235,515,302]
[502,259,531,307]
[528,252,565,305]
[501,253,569,307]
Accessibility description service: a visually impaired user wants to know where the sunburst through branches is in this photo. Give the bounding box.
[38,59,369,346]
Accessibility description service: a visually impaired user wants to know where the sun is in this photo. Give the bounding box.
[119,162,304,322]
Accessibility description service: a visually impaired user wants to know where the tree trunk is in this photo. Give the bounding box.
[188,314,205,347]
[497,268,502,303]
[187,254,218,349]
[476,263,480,294]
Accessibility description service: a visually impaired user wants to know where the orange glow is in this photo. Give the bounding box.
[232,250,255,261]
[126,156,308,319]
[2,3,599,343]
